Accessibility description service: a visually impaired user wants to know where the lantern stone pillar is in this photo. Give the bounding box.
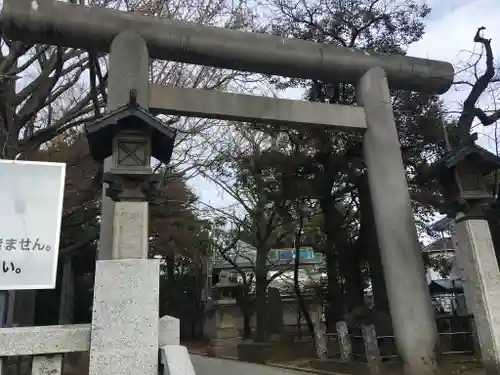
[451,213,500,375]
[428,134,500,375]
[98,29,149,261]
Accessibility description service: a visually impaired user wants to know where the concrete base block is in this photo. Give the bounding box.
[210,337,242,347]
[207,345,238,358]
[89,259,160,375]
[214,328,240,339]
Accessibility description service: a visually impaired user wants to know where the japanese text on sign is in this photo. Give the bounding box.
[0,238,52,252]
[0,159,65,290]
[0,238,52,275]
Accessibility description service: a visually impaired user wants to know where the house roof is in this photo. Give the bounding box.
[85,98,177,163]
[432,134,500,175]
[429,279,463,294]
[422,237,454,253]
[430,216,453,232]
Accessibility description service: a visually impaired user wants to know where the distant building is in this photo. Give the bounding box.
[211,240,324,295]
[422,237,458,283]
[212,240,324,271]
[424,217,469,316]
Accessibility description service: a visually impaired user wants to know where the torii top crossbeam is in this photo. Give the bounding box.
[1,0,454,94]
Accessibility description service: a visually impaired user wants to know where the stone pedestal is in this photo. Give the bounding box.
[88,259,159,375]
[208,299,242,357]
[452,215,500,374]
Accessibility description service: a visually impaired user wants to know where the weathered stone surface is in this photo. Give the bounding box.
[89,259,159,375]
[32,355,63,375]
[1,0,454,93]
[149,84,366,131]
[336,321,352,362]
[112,202,149,259]
[362,324,381,374]
[160,345,196,375]
[358,67,438,375]
[452,217,500,375]
[314,322,328,360]
[159,315,180,346]
[0,324,90,356]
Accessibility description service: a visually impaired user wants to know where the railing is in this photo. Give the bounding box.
[0,324,91,375]
[323,320,478,373]
[0,316,188,375]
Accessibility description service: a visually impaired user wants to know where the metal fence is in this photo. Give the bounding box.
[324,317,477,366]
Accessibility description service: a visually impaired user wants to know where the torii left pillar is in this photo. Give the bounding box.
[88,31,159,375]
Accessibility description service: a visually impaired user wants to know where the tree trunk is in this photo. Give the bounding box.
[320,196,345,330]
[358,173,391,311]
[255,249,268,342]
[58,256,75,324]
[236,283,253,339]
[369,246,390,311]
[294,242,314,335]
[341,252,365,312]
[255,272,268,342]
[166,254,175,283]
[325,254,343,329]
[243,313,252,339]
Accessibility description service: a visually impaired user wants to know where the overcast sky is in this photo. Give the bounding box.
[191,0,500,214]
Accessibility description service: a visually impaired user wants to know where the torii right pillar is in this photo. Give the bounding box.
[358,67,439,375]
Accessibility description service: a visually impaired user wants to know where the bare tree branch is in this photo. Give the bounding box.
[458,27,500,140]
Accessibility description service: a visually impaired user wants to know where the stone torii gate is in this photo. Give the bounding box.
[1,1,454,375]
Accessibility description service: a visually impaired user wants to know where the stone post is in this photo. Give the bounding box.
[88,31,160,375]
[358,67,438,375]
[336,321,352,361]
[362,324,381,375]
[451,212,500,375]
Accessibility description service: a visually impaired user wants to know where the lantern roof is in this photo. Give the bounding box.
[85,90,176,164]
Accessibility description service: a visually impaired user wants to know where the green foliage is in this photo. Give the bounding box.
[422,252,453,279]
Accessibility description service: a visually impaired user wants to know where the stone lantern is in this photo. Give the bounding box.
[213,270,240,300]
[427,133,500,217]
[207,271,242,357]
[85,89,176,202]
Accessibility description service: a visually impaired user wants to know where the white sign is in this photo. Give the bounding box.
[0,160,66,290]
